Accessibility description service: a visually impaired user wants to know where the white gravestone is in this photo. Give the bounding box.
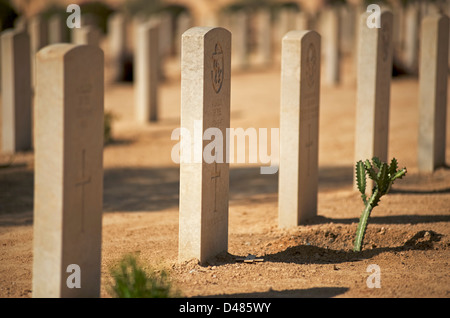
[33,44,104,298]
[178,27,231,264]
[279,30,321,228]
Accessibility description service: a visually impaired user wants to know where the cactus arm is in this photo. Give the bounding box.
[354,188,379,252]
[372,157,382,169]
[389,158,398,177]
[377,163,389,194]
[387,166,407,194]
[364,160,377,181]
[392,168,407,181]
[356,160,367,204]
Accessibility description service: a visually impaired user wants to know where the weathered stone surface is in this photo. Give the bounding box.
[135,21,159,123]
[279,30,321,228]
[418,14,449,172]
[33,44,104,298]
[1,29,31,153]
[178,27,231,264]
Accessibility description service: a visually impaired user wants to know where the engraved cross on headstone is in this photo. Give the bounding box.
[179,27,231,264]
[211,161,221,212]
[305,123,313,176]
[75,149,91,233]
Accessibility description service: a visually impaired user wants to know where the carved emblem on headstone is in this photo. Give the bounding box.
[306,43,317,88]
[211,42,224,94]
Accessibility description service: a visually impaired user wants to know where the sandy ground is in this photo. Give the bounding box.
[0,46,449,298]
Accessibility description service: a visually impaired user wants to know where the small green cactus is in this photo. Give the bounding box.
[354,157,407,252]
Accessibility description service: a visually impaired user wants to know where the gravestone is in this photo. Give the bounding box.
[403,3,419,74]
[392,1,404,54]
[0,27,1,93]
[421,1,440,16]
[147,14,169,81]
[14,16,27,31]
[159,12,173,58]
[135,21,159,123]
[49,14,69,44]
[279,30,321,228]
[72,26,101,47]
[218,11,232,30]
[1,29,32,153]
[277,8,297,47]
[81,14,99,28]
[354,11,393,188]
[448,3,450,70]
[29,16,48,57]
[108,13,126,81]
[255,8,272,66]
[29,16,48,86]
[296,11,309,30]
[418,14,449,172]
[201,11,219,27]
[340,5,356,56]
[178,27,231,264]
[33,44,104,298]
[231,10,249,69]
[175,12,191,57]
[323,7,341,85]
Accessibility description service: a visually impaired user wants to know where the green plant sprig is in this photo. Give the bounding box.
[109,255,181,298]
[354,157,407,252]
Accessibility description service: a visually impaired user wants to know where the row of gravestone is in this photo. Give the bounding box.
[0,14,174,151]
[1,11,448,297]
[0,6,363,89]
[1,1,447,85]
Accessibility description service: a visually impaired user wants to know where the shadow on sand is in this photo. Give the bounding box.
[1,165,449,228]
[204,230,443,268]
[197,287,349,298]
